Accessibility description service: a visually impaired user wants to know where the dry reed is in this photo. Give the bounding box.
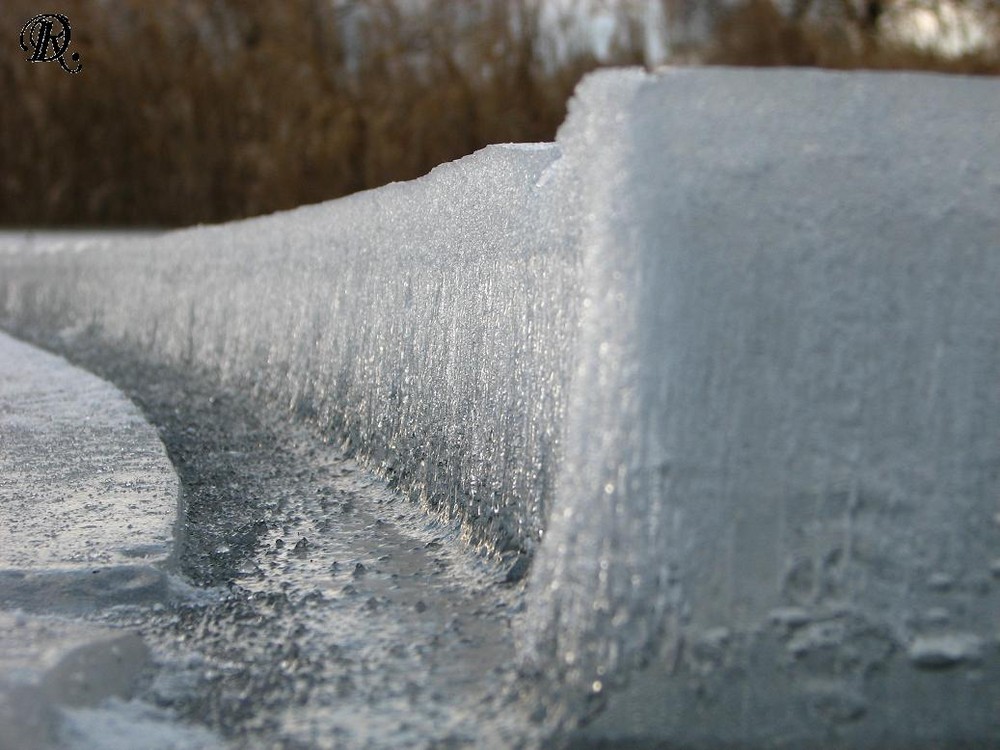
[1,0,995,227]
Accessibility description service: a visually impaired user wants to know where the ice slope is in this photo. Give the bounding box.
[2,68,999,745]
[526,68,1000,744]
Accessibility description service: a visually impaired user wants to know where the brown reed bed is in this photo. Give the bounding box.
[1,0,995,227]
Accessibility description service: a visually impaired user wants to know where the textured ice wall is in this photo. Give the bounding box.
[525,68,1000,744]
[0,144,573,557]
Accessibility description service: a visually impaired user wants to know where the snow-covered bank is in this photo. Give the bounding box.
[2,68,999,745]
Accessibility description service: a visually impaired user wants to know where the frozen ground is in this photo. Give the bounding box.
[60,346,539,750]
[0,331,541,749]
[1,67,999,747]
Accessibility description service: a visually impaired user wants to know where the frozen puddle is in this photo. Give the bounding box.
[0,612,219,750]
[98,391,538,749]
[149,441,532,749]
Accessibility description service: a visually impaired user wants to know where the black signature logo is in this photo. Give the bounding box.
[20,13,82,74]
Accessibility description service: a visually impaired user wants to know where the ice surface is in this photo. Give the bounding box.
[525,68,1000,742]
[2,68,999,744]
[0,610,222,750]
[0,612,148,749]
[0,331,179,608]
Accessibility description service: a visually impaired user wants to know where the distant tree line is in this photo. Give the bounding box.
[1,0,996,227]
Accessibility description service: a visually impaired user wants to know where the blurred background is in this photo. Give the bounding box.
[2,0,998,228]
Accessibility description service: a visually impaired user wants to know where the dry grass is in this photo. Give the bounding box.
[1,0,996,227]
[707,0,1000,74]
[0,0,627,226]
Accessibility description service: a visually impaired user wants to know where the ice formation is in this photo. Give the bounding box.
[525,68,1000,744]
[2,67,999,744]
[1,143,571,559]
[0,331,178,578]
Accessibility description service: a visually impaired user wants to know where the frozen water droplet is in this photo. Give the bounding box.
[909,634,984,669]
[504,555,530,584]
[769,607,812,628]
[806,685,868,723]
[922,607,950,625]
[927,572,954,591]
